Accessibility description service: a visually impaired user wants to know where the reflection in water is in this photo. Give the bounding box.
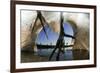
[38,49,73,61]
[21,49,73,63]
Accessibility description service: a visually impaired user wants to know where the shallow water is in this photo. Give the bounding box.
[21,48,89,63]
[38,49,73,60]
[21,49,73,63]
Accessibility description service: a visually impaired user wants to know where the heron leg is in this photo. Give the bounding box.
[49,47,57,61]
[56,48,61,61]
